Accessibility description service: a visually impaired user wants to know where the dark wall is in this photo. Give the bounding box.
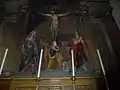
[0,3,4,24]
[29,0,77,10]
[102,15,120,90]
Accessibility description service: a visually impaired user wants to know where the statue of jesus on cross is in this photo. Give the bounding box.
[39,10,69,40]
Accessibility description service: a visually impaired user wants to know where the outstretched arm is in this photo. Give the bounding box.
[58,12,70,17]
[39,12,51,17]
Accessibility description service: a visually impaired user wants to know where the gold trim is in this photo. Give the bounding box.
[0,77,36,80]
[40,76,71,80]
[76,76,103,79]
[0,76,104,80]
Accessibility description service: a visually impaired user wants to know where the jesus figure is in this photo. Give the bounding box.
[39,10,69,40]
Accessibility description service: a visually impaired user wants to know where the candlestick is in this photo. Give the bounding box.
[0,48,8,75]
[96,49,105,76]
[71,49,75,77]
[37,49,43,78]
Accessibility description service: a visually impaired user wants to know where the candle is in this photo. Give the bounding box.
[71,49,75,77]
[97,49,110,90]
[96,49,105,76]
[37,49,43,78]
[0,48,8,75]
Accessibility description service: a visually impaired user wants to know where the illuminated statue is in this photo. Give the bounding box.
[72,32,88,72]
[20,30,39,74]
[25,30,36,42]
[48,41,63,69]
[39,10,69,40]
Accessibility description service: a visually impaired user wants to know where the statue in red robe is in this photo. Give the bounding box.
[72,32,88,71]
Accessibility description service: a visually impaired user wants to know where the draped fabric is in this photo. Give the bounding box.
[72,40,87,68]
[48,44,63,69]
[19,31,39,73]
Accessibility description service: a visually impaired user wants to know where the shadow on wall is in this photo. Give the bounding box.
[26,13,47,35]
[110,0,120,30]
[0,6,4,24]
[103,15,120,90]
